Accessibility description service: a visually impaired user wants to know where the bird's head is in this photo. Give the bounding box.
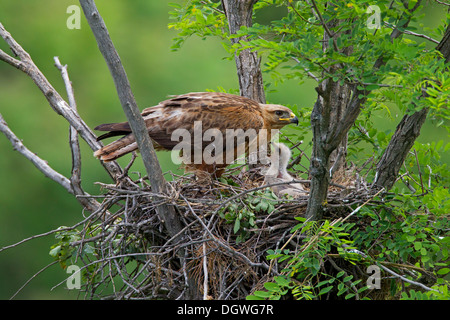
[265,142,292,177]
[261,104,299,129]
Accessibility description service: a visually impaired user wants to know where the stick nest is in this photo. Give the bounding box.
[65,155,375,300]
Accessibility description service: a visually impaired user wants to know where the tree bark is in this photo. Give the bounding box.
[373,109,428,190]
[79,0,180,236]
[305,10,360,222]
[305,2,422,221]
[321,18,354,180]
[373,23,450,190]
[222,0,265,103]
[79,0,200,299]
[221,0,266,171]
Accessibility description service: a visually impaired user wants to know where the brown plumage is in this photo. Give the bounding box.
[94,92,298,177]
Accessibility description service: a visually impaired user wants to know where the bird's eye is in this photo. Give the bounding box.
[275,110,283,116]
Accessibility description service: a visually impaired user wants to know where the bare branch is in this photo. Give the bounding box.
[384,22,440,44]
[202,242,209,300]
[0,114,73,193]
[0,47,21,68]
[435,0,450,6]
[310,0,338,51]
[10,261,59,299]
[0,23,120,215]
[54,56,84,197]
[0,114,109,215]
[78,0,181,235]
[78,0,199,298]
[0,22,123,181]
[379,264,439,293]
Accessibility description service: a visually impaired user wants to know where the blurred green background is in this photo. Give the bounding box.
[0,1,447,299]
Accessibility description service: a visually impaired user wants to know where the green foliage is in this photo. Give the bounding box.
[219,188,278,243]
[247,200,450,300]
[247,217,373,300]
[244,138,450,299]
[400,285,450,300]
[169,0,449,164]
[169,0,449,301]
[168,1,228,51]
[49,227,80,269]
[398,140,450,194]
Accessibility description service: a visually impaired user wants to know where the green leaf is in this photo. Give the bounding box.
[274,276,291,287]
[267,253,283,260]
[318,286,333,296]
[246,295,265,300]
[343,275,354,283]
[264,282,280,292]
[233,219,240,234]
[317,280,331,287]
[414,242,422,251]
[420,247,428,256]
[253,290,271,298]
[49,245,61,258]
[437,268,450,275]
[345,293,356,300]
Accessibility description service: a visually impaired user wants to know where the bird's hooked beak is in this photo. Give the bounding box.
[280,112,299,126]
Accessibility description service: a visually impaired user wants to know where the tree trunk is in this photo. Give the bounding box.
[322,21,353,181]
[373,23,450,190]
[305,15,355,222]
[304,2,428,221]
[373,109,428,190]
[79,0,200,299]
[222,0,265,103]
[222,0,266,171]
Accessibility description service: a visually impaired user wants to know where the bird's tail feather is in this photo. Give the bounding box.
[94,134,138,162]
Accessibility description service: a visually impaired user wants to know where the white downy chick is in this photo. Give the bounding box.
[263,142,306,198]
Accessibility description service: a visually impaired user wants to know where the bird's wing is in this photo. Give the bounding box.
[140,92,265,150]
[95,122,131,140]
[93,92,265,164]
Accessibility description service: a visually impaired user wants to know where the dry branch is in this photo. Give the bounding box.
[0,22,122,181]
[0,114,105,214]
[78,0,182,239]
[78,0,201,298]
[55,159,384,300]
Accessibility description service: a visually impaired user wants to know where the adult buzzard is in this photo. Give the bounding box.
[94,92,298,177]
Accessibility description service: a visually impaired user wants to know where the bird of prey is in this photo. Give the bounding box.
[94,92,298,177]
[263,142,307,198]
